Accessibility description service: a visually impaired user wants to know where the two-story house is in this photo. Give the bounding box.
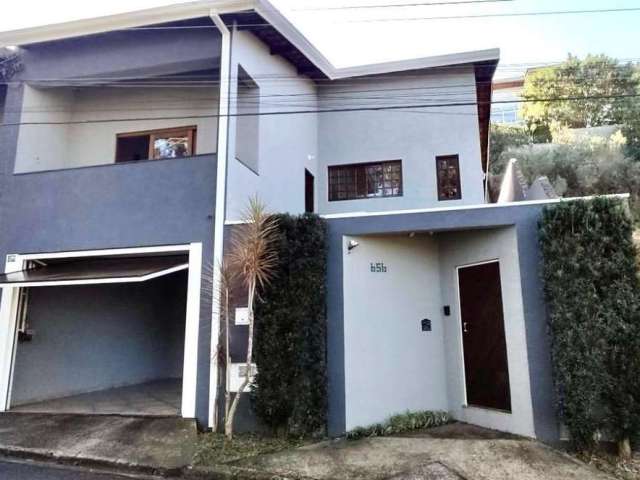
[0,0,570,444]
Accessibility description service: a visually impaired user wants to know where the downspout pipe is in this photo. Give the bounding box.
[209,11,232,430]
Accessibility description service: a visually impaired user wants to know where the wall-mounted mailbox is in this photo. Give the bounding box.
[443,306,451,316]
[421,318,432,332]
[235,307,249,326]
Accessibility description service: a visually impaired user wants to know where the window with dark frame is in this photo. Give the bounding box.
[328,160,403,202]
[115,126,197,163]
[436,154,462,201]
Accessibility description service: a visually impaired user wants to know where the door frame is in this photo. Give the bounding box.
[455,258,508,410]
[0,243,202,418]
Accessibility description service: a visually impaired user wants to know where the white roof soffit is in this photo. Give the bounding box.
[0,0,500,81]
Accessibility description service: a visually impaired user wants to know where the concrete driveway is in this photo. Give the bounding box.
[234,424,614,480]
[0,413,196,476]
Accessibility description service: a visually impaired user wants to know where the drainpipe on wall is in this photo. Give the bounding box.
[209,11,232,431]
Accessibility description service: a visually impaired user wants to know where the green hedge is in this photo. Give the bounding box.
[539,197,640,451]
[346,411,451,440]
[252,213,327,436]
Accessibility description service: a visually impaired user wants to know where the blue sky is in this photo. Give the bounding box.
[2,0,639,78]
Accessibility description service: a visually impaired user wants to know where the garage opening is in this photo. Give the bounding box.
[0,248,200,418]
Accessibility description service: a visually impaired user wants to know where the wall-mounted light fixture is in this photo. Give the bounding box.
[347,240,359,253]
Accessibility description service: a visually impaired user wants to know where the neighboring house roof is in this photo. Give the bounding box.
[492,76,524,91]
[497,158,558,203]
[0,0,499,81]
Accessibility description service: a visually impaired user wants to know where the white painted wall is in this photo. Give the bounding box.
[438,227,535,438]
[341,227,535,438]
[15,86,73,173]
[342,234,448,430]
[225,29,319,220]
[14,85,218,173]
[318,68,485,215]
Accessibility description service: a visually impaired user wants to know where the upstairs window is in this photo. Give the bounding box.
[436,154,461,201]
[235,65,260,174]
[328,160,403,202]
[115,126,197,163]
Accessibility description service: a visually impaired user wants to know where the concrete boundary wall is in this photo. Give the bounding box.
[326,202,558,442]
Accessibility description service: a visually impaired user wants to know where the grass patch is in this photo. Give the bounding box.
[193,432,308,466]
[346,410,451,440]
[577,451,640,480]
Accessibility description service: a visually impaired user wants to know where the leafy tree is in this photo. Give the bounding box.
[491,135,640,221]
[621,69,640,161]
[521,55,638,141]
[489,124,531,175]
[0,51,22,82]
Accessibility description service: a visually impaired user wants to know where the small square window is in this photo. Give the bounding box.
[436,155,461,201]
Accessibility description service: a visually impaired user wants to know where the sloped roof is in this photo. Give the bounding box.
[0,0,499,81]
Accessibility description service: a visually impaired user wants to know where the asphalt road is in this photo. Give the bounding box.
[0,460,168,480]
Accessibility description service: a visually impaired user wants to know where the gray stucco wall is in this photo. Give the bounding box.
[11,271,187,405]
[317,68,485,215]
[0,152,217,427]
[17,18,221,82]
[0,26,223,428]
[325,202,558,443]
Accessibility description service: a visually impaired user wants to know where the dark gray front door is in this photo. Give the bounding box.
[458,261,511,412]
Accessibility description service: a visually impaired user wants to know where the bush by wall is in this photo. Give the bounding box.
[252,213,327,436]
[539,197,640,451]
[346,411,450,440]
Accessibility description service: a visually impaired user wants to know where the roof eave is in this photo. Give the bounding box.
[0,0,254,47]
[0,0,499,81]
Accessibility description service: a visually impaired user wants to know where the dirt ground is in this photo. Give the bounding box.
[233,423,615,480]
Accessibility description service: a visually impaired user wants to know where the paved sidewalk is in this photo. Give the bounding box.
[230,424,614,480]
[0,413,196,476]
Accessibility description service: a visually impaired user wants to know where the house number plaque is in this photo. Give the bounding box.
[370,262,387,273]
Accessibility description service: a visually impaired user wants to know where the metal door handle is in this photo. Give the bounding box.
[463,322,469,333]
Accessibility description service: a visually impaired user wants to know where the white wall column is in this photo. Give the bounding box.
[208,12,232,430]
[0,255,26,411]
[182,242,203,418]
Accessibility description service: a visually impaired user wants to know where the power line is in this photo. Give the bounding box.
[8,58,638,88]
[3,93,639,127]
[344,6,640,22]
[6,70,640,115]
[8,75,639,115]
[111,6,640,29]
[293,0,513,11]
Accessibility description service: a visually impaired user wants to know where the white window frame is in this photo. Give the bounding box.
[0,243,202,419]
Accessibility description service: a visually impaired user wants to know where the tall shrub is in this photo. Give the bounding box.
[539,197,640,454]
[252,213,327,436]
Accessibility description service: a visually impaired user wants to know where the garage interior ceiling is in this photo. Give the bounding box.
[0,255,189,287]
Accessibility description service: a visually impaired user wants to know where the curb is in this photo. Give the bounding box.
[184,465,318,480]
[0,446,184,478]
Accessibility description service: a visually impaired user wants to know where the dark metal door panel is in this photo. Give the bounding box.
[458,261,511,412]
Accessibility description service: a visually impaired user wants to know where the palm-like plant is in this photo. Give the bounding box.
[225,196,278,438]
[210,260,234,432]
